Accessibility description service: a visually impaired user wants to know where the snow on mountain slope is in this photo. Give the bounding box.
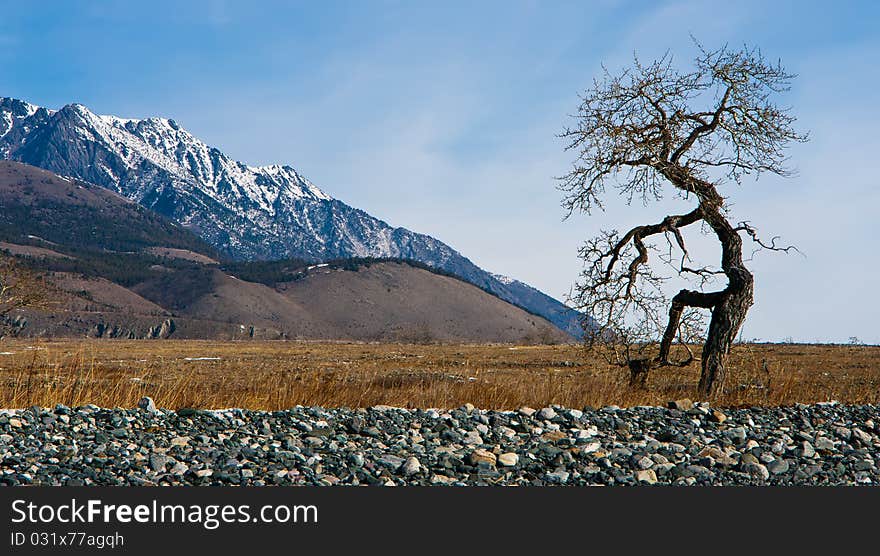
[0,96,586,337]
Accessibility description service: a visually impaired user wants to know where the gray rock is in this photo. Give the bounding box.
[852,428,872,445]
[853,460,874,472]
[635,456,654,470]
[742,462,770,481]
[545,470,569,484]
[378,455,406,470]
[538,407,558,420]
[767,459,790,475]
[148,453,167,473]
[170,462,188,475]
[800,441,816,458]
[401,457,421,476]
[137,396,158,413]
[654,463,676,476]
[463,431,483,445]
[815,437,835,452]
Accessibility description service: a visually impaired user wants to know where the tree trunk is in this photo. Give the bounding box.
[657,166,756,396]
[698,275,753,395]
[696,201,755,396]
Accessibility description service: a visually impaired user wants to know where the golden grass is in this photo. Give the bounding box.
[0,339,877,410]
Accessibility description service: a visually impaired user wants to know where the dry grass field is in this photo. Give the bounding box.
[0,339,877,410]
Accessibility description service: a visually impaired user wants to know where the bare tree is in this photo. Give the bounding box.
[0,257,50,338]
[559,44,806,395]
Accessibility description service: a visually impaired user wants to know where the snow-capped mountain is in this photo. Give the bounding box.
[0,97,584,337]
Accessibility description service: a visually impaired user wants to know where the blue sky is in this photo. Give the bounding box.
[1,1,878,343]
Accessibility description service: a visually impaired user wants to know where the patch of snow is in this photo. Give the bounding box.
[0,111,12,139]
[98,163,117,181]
[183,357,221,361]
[21,101,40,117]
[490,273,517,286]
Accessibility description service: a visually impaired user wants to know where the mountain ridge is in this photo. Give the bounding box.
[0,97,585,337]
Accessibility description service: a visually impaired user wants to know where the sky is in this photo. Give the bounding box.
[0,0,878,343]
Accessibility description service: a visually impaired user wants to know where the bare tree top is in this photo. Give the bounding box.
[559,43,808,215]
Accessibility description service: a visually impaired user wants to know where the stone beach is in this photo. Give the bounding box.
[0,399,877,486]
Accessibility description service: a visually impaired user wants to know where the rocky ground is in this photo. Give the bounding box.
[0,399,878,486]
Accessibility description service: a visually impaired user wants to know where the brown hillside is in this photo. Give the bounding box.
[275,263,570,343]
[1,162,573,343]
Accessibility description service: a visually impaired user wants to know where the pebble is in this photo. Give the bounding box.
[815,437,835,451]
[498,453,519,467]
[767,459,790,475]
[742,462,770,481]
[709,410,727,423]
[800,441,816,458]
[668,399,694,411]
[852,428,872,444]
[170,436,189,447]
[148,453,166,472]
[545,470,569,484]
[635,456,654,469]
[137,397,158,413]
[541,430,567,442]
[463,431,483,445]
[468,449,497,466]
[401,457,421,476]
[538,407,557,420]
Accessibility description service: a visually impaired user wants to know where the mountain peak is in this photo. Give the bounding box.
[2,98,333,208]
[0,96,39,114]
